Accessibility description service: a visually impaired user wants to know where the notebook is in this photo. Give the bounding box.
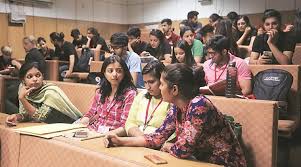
[199,80,227,96]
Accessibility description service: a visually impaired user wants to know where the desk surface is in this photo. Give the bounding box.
[0,113,220,167]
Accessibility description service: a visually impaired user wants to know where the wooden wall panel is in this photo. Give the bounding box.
[0,13,8,48]
[57,19,77,42]
[7,25,25,59]
[24,16,34,37]
[33,16,57,46]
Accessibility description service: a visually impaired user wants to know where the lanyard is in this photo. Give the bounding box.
[214,63,228,82]
[143,97,163,131]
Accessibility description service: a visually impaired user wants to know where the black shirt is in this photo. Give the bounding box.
[252,31,296,64]
[233,28,257,45]
[131,41,148,55]
[25,48,46,73]
[72,35,88,48]
[38,48,55,60]
[54,41,78,70]
[89,36,110,52]
[145,40,171,60]
[0,56,13,70]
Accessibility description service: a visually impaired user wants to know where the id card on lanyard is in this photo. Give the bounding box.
[142,97,163,131]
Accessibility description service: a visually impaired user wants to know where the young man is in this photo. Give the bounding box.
[110,32,142,87]
[71,29,88,49]
[200,24,215,62]
[250,9,296,65]
[160,18,180,46]
[187,11,202,34]
[127,27,148,56]
[203,35,252,96]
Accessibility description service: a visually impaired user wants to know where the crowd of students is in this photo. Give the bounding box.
[1,8,301,167]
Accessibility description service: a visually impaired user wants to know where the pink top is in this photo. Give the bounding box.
[203,53,251,85]
[84,89,136,132]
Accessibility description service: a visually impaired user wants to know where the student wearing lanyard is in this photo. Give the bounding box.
[107,60,170,137]
[104,63,247,167]
[202,35,252,96]
[78,55,137,133]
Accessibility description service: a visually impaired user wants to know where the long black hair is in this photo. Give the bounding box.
[172,40,195,67]
[87,27,100,48]
[142,60,165,99]
[147,29,167,60]
[19,62,44,80]
[98,55,136,104]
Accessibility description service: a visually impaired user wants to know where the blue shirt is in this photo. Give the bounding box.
[123,51,144,88]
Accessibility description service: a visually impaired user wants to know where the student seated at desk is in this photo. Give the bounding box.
[203,35,252,96]
[108,60,170,137]
[79,55,137,133]
[50,32,78,80]
[0,46,21,75]
[249,9,295,65]
[37,37,55,60]
[104,63,247,167]
[6,62,83,125]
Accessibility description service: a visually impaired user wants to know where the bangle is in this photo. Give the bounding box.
[17,113,25,121]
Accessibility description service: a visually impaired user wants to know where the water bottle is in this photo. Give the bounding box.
[225,62,237,98]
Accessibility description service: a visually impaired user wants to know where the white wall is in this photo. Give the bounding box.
[0,0,128,24]
[127,0,301,24]
[0,0,300,24]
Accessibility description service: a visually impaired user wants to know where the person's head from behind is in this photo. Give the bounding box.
[19,62,44,90]
[149,29,165,49]
[180,26,195,46]
[1,46,12,58]
[173,40,195,66]
[187,11,199,24]
[87,27,99,39]
[23,36,37,52]
[49,32,64,47]
[215,19,233,38]
[262,9,281,31]
[71,29,80,40]
[127,27,141,45]
[99,55,134,103]
[37,37,48,50]
[161,18,172,33]
[142,60,165,98]
[235,15,251,32]
[227,11,239,24]
[110,32,128,57]
[200,24,214,44]
[160,63,198,103]
[179,20,189,29]
[206,35,230,64]
[209,13,222,27]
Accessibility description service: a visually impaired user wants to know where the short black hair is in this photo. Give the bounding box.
[206,35,230,53]
[227,11,239,22]
[37,37,46,44]
[19,62,44,79]
[262,9,282,23]
[71,29,80,38]
[200,24,214,37]
[127,27,141,38]
[110,32,129,47]
[161,18,172,25]
[187,11,199,19]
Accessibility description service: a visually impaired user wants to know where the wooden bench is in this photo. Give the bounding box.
[292,44,301,65]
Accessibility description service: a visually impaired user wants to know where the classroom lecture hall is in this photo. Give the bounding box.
[1,0,301,166]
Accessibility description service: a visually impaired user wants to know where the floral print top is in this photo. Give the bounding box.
[144,95,247,167]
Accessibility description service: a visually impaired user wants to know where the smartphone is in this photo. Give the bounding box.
[144,154,167,164]
[262,51,273,59]
[7,66,15,69]
[73,130,88,138]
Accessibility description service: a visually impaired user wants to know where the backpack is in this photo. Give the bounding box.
[76,48,93,72]
[253,69,293,102]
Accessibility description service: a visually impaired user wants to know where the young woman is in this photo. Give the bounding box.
[104,63,247,167]
[79,55,137,133]
[172,40,196,67]
[50,32,78,80]
[84,27,110,60]
[142,29,172,63]
[37,37,55,60]
[233,16,257,52]
[6,62,83,125]
[180,26,204,64]
[108,60,170,137]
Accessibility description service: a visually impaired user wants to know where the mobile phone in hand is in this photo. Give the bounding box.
[144,154,167,164]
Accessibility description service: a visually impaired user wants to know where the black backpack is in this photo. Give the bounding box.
[253,69,293,101]
[76,48,93,72]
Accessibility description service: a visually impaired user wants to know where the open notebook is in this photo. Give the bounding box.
[13,123,104,140]
[199,80,227,96]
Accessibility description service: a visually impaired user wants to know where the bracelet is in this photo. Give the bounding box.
[17,113,25,121]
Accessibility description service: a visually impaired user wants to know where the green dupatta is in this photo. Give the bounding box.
[19,82,83,121]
